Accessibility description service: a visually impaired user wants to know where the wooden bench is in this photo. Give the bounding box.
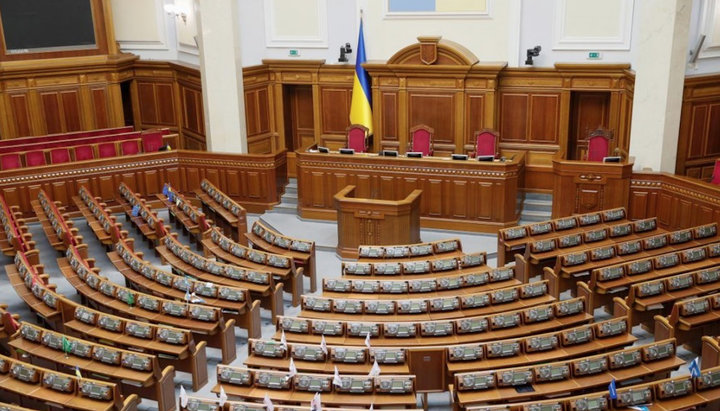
[6,250,62,330]
[157,233,285,321]
[516,216,662,281]
[0,353,140,411]
[203,227,304,305]
[246,220,317,293]
[547,223,719,297]
[73,185,126,247]
[354,238,465,262]
[339,251,490,281]
[466,364,720,410]
[116,182,165,246]
[109,237,261,339]
[60,243,237,364]
[0,193,34,257]
[321,263,520,299]
[8,322,176,411]
[196,178,248,245]
[497,207,628,266]
[156,184,209,243]
[211,366,418,408]
[654,293,720,352]
[625,266,720,328]
[181,397,422,411]
[454,338,683,408]
[32,189,78,251]
[244,338,411,375]
[276,290,594,347]
[299,280,556,322]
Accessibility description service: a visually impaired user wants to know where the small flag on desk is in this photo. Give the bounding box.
[62,336,72,357]
[332,366,342,387]
[263,393,274,411]
[280,329,287,349]
[162,184,169,197]
[179,384,188,407]
[288,357,297,378]
[365,332,371,349]
[74,366,82,379]
[628,406,650,411]
[219,385,227,406]
[311,392,322,411]
[690,356,701,378]
[609,378,617,399]
[369,359,381,377]
[185,289,192,302]
[320,335,328,355]
[131,204,140,217]
[126,292,135,307]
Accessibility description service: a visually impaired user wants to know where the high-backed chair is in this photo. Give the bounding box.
[49,148,71,164]
[98,142,117,158]
[409,124,434,156]
[142,132,164,152]
[586,129,612,162]
[74,145,95,161]
[346,124,369,153]
[121,140,140,156]
[25,150,46,167]
[0,153,21,171]
[712,159,720,185]
[473,129,499,158]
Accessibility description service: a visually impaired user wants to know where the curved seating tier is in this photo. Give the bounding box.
[211,366,417,408]
[654,293,720,353]
[32,189,77,251]
[109,237,261,339]
[156,184,210,240]
[354,238,464,262]
[245,221,317,293]
[454,338,683,408]
[181,397,421,411]
[0,353,139,411]
[117,183,167,244]
[339,251,488,280]
[202,227,303,305]
[74,186,126,246]
[9,322,176,411]
[197,178,248,245]
[60,243,237,364]
[0,193,34,256]
[158,233,285,320]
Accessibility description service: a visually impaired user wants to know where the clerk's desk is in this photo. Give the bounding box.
[551,157,634,218]
[296,148,524,233]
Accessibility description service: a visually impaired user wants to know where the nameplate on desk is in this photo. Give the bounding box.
[318,146,330,153]
[603,156,621,163]
[476,155,494,162]
[380,150,398,157]
[451,154,468,161]
[406,152,423,158]
[339,148,355,155]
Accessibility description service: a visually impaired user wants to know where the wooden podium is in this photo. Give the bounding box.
[334,185,422,258]
[551,158,634,218]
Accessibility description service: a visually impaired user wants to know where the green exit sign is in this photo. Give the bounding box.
[588,51,601,60]
[289,49,300,57]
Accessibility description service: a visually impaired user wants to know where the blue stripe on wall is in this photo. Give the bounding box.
[388,0,435,12]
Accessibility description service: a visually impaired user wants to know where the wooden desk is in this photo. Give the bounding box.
[297,150,524,233]
[552,159,633,218]
[335,185,421,259]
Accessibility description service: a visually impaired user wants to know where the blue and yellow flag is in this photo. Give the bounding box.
[349,18,373,135]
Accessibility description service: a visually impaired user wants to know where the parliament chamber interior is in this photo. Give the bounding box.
[1,0,720,410]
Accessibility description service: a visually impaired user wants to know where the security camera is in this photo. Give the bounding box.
[525,45,542,65]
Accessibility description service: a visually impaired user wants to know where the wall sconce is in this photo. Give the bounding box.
[164,4,187,24]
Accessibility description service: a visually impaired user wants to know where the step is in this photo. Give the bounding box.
[519,209,552,223]
[524,192,553,202]
[270,203,298,215]
[285,186,298,195]
[281,192,298,204]
[522,198,553,212]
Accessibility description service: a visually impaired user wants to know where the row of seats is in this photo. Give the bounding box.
[0,130,172,171]
[197,178,248,244]
[75,185,125,246]
[0,194,33,255]
[354,238,463,260]
[158,184,210,239]
[34,189,77,251]
[655,293,720,352]
[0,126,132,148]
[117,182,167,243]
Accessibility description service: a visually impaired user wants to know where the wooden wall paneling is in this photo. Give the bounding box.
[499,93,529,142]
[465,93,486,151]
[90,87,110,129]
[568,91,610,159]
[528,94,560,144]
[319,86,352,150]
[408,93,456,154]
[381,91,399,149]
[7,93,32,137]
[676,74,720,177]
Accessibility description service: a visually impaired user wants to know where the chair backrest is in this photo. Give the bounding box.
[98,142,117,159]
[346,124,369,153]
[474,129,499,158]
[0,154,21,171]
[74,145,95,162]
[409,124,434,156]
[49,148,71,164]
[586,129,612,162]
[141,132,164,153]
[25,150,46,167]
[121,140,140,156]
[712,160,720,185]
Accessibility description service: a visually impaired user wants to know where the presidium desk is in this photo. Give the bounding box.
[296,150,525,233]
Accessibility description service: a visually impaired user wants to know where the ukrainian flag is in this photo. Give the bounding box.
[349,18,373,135]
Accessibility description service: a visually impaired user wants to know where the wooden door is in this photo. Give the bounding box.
[283,85,314,151]
[568,92,611,160]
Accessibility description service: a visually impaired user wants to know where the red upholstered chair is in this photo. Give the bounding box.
[25,151,46,167]
[141,132,164,152]
[473,129,499,158]
[346,124,370,153]
[74,145,95,161]
[49,148,71,164]
[120,140,140,156]
[586,129,612,162]
[0,154,21,171]
[98,142,117,159]
[711,159,720,185]
[408,124,434,156]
